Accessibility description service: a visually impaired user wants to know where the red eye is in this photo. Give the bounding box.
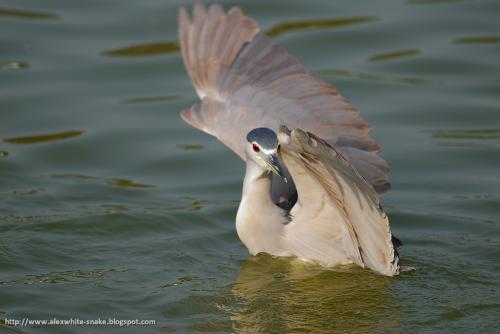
[252,143,260,152]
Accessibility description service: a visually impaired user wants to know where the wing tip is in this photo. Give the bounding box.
[227,5,243,17]
[178,6,190,29]
[280,126,391,193]
[289,127,331,155]
[277,125,291,143]
[374,181,391,194]
[194,2,208,15]
[178,2,261,99]
[279,126,317,152]
[180,104,204,130]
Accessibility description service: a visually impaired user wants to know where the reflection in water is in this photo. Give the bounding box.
[0,150,8,157]
[230,255,399,333]
[265,16,378,38]
[368,48,420,62]
[122,95,182,104]
[0,61,30,70]
[0,7,60,20]
[49,173,155,189]
[2,130,84,144]
[101,41,179,57]
[452,36,500,44]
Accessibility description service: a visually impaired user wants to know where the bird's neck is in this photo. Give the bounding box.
[241,160,272,200]
[236,159,289,256]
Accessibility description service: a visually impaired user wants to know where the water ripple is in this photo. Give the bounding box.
[0,268,129,286]
[265,16,379,38]
[159,275,195,288]
[49,173,155,189]
[0,60,30,70]
[314,68,430,85]
[101,41,179,57]
[407,0,462,4]
[0,7,60,20]
[424,129,500,140]
[100,16,378,58]
[452,36,500,44]
[367,48,421,62]
[176,144,206,151]
[122,95,182,104]
[2,130,84,144]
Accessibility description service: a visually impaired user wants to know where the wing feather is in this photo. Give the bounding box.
[178,4,390,192]
[279,126,399,276]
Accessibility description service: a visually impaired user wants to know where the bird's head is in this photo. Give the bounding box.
[245,128,285,178]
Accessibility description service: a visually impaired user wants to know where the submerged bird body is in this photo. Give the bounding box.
[178,4,400,276]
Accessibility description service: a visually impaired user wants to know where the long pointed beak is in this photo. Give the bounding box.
[267,153,286,179]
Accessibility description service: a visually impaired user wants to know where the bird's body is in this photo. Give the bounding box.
[235,153,360,268]
[178,4,400,276]
[236,158,289,257]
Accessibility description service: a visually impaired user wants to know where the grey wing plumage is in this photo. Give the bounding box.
[278,126,399,276]
[178,3,390,193]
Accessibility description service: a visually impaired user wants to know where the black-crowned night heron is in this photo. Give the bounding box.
[178,4,401,276]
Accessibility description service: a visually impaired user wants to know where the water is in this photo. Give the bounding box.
[1,0,499,333]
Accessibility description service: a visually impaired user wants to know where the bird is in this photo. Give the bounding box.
[178,3,400,276]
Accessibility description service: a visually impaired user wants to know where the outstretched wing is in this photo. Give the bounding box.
[179,3,390,193]
[278,126,399,276]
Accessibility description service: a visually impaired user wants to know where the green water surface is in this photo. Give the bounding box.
[1,0,499,333]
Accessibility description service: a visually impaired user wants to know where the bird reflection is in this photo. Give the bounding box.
[230,254,400,333]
